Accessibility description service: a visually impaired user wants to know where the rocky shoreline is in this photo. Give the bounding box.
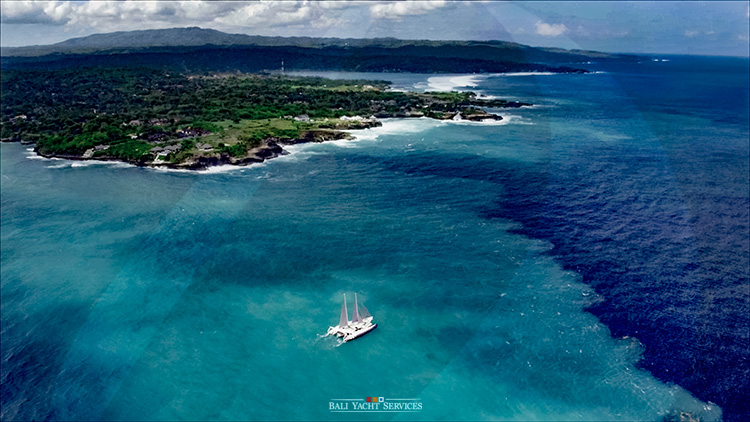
[31,130,355,171]
[27,109,511,171]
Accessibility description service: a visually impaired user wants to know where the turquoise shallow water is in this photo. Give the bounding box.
[0,140,716,420]
[2,59,747,420]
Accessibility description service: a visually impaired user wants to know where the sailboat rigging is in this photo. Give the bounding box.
[325,293,377,342]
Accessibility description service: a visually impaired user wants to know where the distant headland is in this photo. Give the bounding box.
[0,27,643,73]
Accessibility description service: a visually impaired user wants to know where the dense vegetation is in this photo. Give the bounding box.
[1,27,629,60]
[1,45,590,74]
[1,67,524,167]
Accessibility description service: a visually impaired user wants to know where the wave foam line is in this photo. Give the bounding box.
[349,118,444,142]
[426,74,487,92]
[491,72,558,77]
[445,114,533,126]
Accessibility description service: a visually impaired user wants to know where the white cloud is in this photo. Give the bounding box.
[534,21,567,37]
[684,30,699,38]
[369,0,446,20]
[215,2,346,30]
[1,0,68,24]
[0,1,450,32]
[42,1,73,22]
[0,1,356,32]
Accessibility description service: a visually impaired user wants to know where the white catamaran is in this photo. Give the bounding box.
[325,293,377,342]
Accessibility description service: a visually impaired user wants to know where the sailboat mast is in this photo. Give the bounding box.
[339,294,349,327]
[352,293,361,323]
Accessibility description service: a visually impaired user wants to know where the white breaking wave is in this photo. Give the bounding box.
[426,74,487,92]
[474,93,503,100]
[148,164,248,174]
[320,139,361,149]
[444,114,533,126]
[45,160,133,169]
[70,160,134,169]
[349,118,444,142]
[424,70,596,98]
[491,72,558,77]
[509,103,554,110]
[251,144,330,167]
[41,159,132,168]
[25,149,62,161]
[490,71,603,77]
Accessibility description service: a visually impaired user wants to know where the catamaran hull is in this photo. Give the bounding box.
[343,323,377,342]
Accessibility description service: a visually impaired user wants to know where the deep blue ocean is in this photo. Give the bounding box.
[1,56,748,421]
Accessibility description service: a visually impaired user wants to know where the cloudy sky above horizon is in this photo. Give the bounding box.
[1,1,748,56]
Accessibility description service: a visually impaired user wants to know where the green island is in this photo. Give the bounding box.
[1,68,529,170]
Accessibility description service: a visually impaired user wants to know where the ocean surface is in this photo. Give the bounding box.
[1,56,748,421]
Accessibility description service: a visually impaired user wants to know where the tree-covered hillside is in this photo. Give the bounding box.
[2,27,641,63]
[1,27,644,74]
[1,68,526,168]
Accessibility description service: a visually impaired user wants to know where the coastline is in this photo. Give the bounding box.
[16,109,517,171]
[2,68,537,172]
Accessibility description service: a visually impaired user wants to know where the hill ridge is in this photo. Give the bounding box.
[2,26,634,61]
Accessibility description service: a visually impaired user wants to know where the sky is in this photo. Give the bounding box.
[1,1,748,57]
